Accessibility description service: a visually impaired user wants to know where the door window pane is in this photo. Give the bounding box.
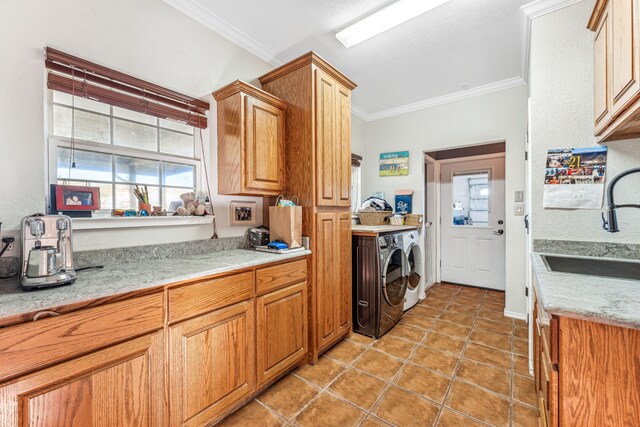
[113,119,157,151]
[163,162,195,187]
[57,147,112,182]
[115,156,159,185]
[115,184,159,209]
[452,172,489,226]
[53,106,110,143]
[160,130,194,157]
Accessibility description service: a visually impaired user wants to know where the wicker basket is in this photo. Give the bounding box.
[404,214,424,226]
[358,210,392,225]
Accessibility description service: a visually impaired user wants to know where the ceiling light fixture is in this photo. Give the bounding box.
[336,0,451,48]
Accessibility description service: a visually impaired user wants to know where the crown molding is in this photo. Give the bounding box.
[521,0,586,19]
[164,0,284,67]
[356,77,526,122]
[351,104,371,121]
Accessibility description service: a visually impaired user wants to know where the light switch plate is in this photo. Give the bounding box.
[514,191,524,203]
[514,203,524,216]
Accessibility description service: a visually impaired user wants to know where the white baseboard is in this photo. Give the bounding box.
[504,310,527,321]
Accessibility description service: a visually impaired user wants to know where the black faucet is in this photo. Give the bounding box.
[602,167,640,232]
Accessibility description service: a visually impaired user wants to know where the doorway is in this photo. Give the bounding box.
[424,143,506,291]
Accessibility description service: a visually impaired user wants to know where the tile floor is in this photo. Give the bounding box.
[218,283,539,427]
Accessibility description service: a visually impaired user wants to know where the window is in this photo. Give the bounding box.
[451,171,489,226]
[351,154,363,213]
[49,91,199,211]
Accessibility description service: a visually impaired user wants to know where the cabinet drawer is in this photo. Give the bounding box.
[256,259,307,295]
[0,292,164,382]
[169,271,254,323]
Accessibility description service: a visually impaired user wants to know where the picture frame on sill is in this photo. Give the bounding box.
[230,201,257,225]
[51,184,101,217]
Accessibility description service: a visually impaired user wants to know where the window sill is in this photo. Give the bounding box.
[72,215,214,230]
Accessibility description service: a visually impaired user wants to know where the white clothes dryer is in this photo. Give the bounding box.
[401,229,424,311]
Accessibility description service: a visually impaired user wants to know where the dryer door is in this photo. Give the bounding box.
[382,247,408,307]
[407,243,422,291]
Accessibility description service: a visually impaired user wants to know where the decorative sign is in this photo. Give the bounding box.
[395,190,414,214]
[379,151,409,176]
[543,146,607,209]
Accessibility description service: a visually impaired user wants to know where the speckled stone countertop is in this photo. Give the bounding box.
[531,252,640,329]
[0,248,310,326]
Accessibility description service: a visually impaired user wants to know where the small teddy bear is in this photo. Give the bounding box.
[176,192,206,216]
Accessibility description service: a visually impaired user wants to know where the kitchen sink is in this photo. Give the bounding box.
[542,254,640,281]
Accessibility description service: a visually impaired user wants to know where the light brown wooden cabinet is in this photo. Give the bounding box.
[214,80,288,196]
[589,0,640,142]
[532,282,640,426]
[260,52,356,361]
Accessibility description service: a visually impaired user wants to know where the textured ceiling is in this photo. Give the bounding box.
[170,0,528,118]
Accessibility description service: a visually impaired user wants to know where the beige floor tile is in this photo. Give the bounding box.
[514,354,530,376]
[463,342,512,371]
[257,375,319,420]
[412,304,445,318]
[360,416,392,427]
[410,345,459,376]
[446,303,479,315]
[455,359,511,396]
[475,318,512,335]
[514,326,529,340]
[294,356,345,388]
[514,338,528,356]
[328,368,387,410]
[513,374,537,407]
[470,328,512,352]
[354,349,403,381]
[373,334,417,359]
[373,386,440,427]
[401,313,436,330]
[387,323,428,343]
[294,392,365,427]
[478,309,512,324]
[423,331,466,355]
[445,380,510,427]
[394,363,451,403]
[217,400,284,427]
[432,320,471,341]
[347,332,376,346]
[324,339,366,364]
[436,409,485,427]
[512,402,540,427]
[439,311,476,327]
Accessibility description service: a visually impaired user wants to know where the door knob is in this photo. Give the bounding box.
[493,229,504,235]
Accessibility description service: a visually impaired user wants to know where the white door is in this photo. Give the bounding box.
[440,156,506,290]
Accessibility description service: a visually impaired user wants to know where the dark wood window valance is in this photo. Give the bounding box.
[45,47,209,128]
[351,153,362,167]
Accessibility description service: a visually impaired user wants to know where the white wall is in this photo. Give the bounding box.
[0,0,278,250]
[362,85,529,316]
[530,0,640,243]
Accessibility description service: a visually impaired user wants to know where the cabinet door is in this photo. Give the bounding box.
[337,211,352,335]
[316,212,338,349]
[245,96,285,193]
[594,6,612,134]
[316,69,336,206]
[256,281,308,386]
[169,300,255,427]
[335,84,352,208]
[0,332,164,427]
[610,0,640,115]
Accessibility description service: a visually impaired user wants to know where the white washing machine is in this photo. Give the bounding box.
[401,229,424,311]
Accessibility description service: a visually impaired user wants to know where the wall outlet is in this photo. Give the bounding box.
[0,231,20,257]
[514,203,525,216]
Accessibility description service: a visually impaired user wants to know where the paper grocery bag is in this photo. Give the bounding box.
[269,206,302,248]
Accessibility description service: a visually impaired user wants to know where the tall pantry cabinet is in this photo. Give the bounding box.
[259,52,356,361]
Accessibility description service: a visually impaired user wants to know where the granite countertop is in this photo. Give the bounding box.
[352,224,418,236]
[0,248,310,326]
[531,252,640,329]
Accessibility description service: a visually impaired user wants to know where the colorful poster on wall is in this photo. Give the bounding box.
[379,151,409,176]
[543,146,607,209]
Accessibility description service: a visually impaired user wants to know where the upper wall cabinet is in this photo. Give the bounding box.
[589,0,640,142]
[214,80,288,196]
